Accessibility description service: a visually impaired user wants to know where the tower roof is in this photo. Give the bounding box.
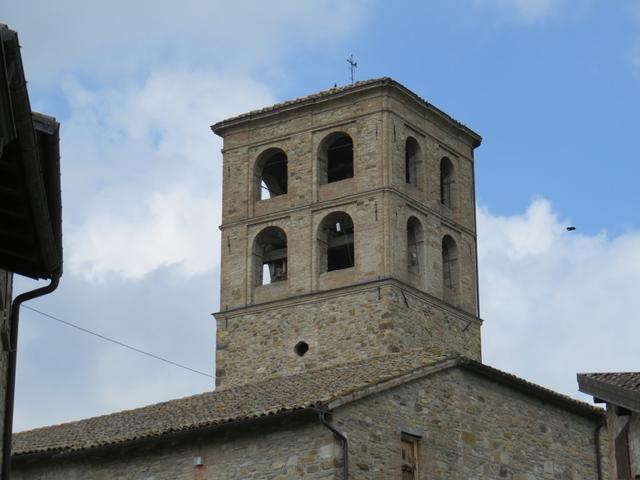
[211,77,482,147]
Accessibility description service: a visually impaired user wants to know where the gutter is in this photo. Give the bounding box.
[3,275,60,479]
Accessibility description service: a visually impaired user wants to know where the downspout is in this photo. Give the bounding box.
[317,410,348,479]
[2,274,60,480]
[594,419,605,480]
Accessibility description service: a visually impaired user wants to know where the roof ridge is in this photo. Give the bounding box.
[210,77,481,145]
[211,77,391,130]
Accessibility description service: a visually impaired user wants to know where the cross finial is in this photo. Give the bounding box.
[346,54,358,84]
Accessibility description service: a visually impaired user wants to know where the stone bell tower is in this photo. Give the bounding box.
[211,78,482,388]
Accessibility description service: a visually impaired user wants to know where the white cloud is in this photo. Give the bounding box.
[64,70,274,280]
[69,188,218,279]
[14,270,218,430]
[5,0,364,82]
[472,0,562,23]
[478,199,640,399]
[3,1,364,282]
[9,1,362,429]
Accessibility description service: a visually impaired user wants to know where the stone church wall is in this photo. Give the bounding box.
[215,281,481,388]
[334,367,606,479]
[12,416,340,480]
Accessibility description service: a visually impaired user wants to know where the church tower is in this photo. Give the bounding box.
[211,78,482,388]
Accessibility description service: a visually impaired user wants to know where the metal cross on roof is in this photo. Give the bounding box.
[347,54,357,84]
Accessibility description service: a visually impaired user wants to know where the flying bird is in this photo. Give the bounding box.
[566,226,576,231]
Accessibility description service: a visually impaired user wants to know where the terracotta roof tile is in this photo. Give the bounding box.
[13,349,448,456]
[580,372,640,393]
[14,350,602,457]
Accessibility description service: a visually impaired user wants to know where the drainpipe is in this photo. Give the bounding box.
[317,410,348,479]
[2,275,60,480]
[594,419,605,480]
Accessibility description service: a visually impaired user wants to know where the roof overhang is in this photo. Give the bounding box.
[0,24,62,279]
[577,373,640,414]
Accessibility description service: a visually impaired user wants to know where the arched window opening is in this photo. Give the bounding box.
[440,157,455,207]
[254,227,287,286]
[405,137,420,186]
[319,133,354,184]
[407,217,424,275]
[442,235,459,304]
[257,149,288,200]
[319,212,354,272]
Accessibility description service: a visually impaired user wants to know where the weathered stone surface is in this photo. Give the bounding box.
[11,364,606,479]
[13,417,340,480]
[333,368,605,479]
[214,79,481,388]
[216,282,481,388]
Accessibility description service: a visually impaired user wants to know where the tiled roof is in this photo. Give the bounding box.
[578,371,640,413]
[210,77,481,145]
[13,349,449,456]
[14,350,603,457]
[580,372,640,393]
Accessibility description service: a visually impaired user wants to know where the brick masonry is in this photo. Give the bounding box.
[214,80,481,388]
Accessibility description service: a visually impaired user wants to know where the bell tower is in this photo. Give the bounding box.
[211,78,482,388]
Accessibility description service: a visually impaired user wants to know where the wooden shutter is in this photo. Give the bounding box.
[401,435,418,480]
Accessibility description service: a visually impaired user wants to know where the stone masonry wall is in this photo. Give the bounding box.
[12,416,340,480]
[215,81,482,389]
[334,367,606,479]
[215,281,481,388]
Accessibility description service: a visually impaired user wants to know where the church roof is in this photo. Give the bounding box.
[578,371,640,413]
[13,350,602,457]
[210,77,482,147]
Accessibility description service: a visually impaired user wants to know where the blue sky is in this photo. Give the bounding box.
[5,0,640,430]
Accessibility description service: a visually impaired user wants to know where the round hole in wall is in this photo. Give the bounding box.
[294,341,309,357]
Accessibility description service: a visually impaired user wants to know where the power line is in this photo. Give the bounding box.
[21,305,215,380]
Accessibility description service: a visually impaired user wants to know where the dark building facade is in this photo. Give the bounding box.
[0,23,62,479]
